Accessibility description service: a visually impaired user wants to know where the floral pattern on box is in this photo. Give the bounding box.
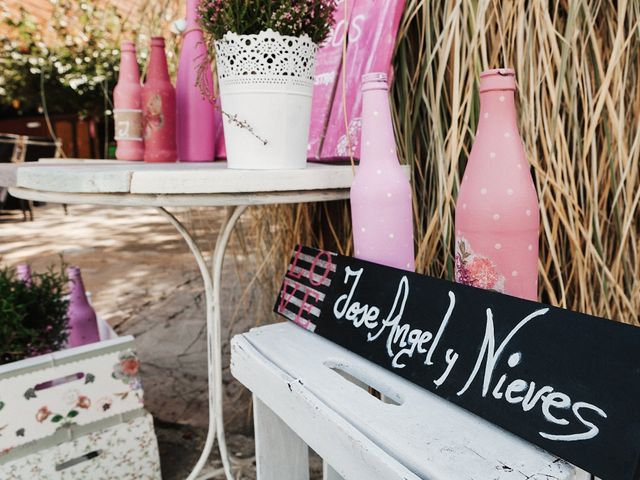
[0,339,144,453]
[0,412,161,479]
[455,238,506,293]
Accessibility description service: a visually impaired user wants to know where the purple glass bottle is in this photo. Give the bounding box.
[350,72,415,271]
[67,266,100,347]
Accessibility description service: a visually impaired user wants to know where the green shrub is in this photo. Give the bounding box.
[0,265,69,365]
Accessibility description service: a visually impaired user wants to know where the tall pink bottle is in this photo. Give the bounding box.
[455,68,540,300]
[114,41,144,161]
[67,266,100,347]
[142,37,177,163]
[16,263,32,286]
[176,0,216,162]
[350,73,414,271]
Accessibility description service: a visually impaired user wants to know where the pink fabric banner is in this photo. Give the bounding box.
[318,0,405,161]
[307,1,353,160]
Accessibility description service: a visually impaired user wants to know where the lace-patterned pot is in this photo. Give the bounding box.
[215,29,317,169]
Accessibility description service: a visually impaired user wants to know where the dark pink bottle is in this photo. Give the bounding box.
[142,37,177,163]
[67,267,100,347]
[176,0,216,162]
[114,41,144,161]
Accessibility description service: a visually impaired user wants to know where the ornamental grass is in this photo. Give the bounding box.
[249,0,640,327]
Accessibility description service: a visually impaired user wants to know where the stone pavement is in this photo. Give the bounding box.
[0,204,326,479]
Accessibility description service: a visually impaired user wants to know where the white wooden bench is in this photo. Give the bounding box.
[231,322,593,480]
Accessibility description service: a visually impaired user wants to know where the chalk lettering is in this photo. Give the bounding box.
[287,245,305,279]
[309,251,333,286]
[522,383,554,412]
[296,289,321,323]
[492,374,508,400]
[334,267,363,319]
[457,308,550,397]
[278,279,299,313]
[433,349,459,388]
[505,379,528,404]
[541,392,571,426]
[540,402,607,442]
[425,291,456,365]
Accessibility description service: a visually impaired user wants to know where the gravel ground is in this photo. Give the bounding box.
[0,203,321,479]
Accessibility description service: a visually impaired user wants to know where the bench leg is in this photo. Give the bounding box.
[254,396,309,480]
[323,462,345,480]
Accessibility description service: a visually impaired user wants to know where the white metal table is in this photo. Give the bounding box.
[0,160,355,480]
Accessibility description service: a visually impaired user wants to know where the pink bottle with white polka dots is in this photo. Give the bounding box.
[350,73,415,272]
[455,68,540,301]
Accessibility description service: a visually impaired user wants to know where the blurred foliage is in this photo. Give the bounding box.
[0,264,69,365]
[0,1,130,117]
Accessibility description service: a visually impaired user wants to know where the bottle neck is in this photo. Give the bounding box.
[68,273,89,305]
[360,84,398,167]
[147,45,170,82]
[119,50,140,84]
[477,89,518,133]
[185,0,200,30]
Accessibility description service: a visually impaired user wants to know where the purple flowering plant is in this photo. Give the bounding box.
[197,0,337,44]
[0,264,69,365]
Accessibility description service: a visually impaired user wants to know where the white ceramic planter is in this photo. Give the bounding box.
[215,29,317,170]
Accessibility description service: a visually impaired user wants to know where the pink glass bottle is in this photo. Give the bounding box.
[67,266,100,347]
[350,72,414,271]
[455,68,540,300]
[176,0,216,162]
[142,37,177,163]
[16,263,32,286]
[114,41,144,161]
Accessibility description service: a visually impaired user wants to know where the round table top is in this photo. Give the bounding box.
[2,159,362,207]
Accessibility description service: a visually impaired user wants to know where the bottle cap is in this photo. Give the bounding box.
[151,37,166,47]
[362,72,388,91]
[67,266,81,278]
[479,68,516,92]
[120,41,136,52]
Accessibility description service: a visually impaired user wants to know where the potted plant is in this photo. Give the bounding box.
[0,265,69,365]
[197,0,337,170]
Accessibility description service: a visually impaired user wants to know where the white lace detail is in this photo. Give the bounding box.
[215,29,317,85]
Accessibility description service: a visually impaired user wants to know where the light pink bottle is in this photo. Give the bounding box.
[455,68,540,300]
[142,37,177,163]
[114,41,144,161]
[351,73,414,271]
[16,263,32,286]
[176,0,215,162]
[67,267,100,347]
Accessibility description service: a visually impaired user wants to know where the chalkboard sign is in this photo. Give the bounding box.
[273,245,640,480]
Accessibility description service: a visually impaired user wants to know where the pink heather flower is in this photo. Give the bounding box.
[455,253,472,286]
[467,257,499,290]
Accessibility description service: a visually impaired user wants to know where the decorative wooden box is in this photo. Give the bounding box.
[0,335,161,478]
[0,410,160,479]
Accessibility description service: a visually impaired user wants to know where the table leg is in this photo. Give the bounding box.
[157,205,248,480]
